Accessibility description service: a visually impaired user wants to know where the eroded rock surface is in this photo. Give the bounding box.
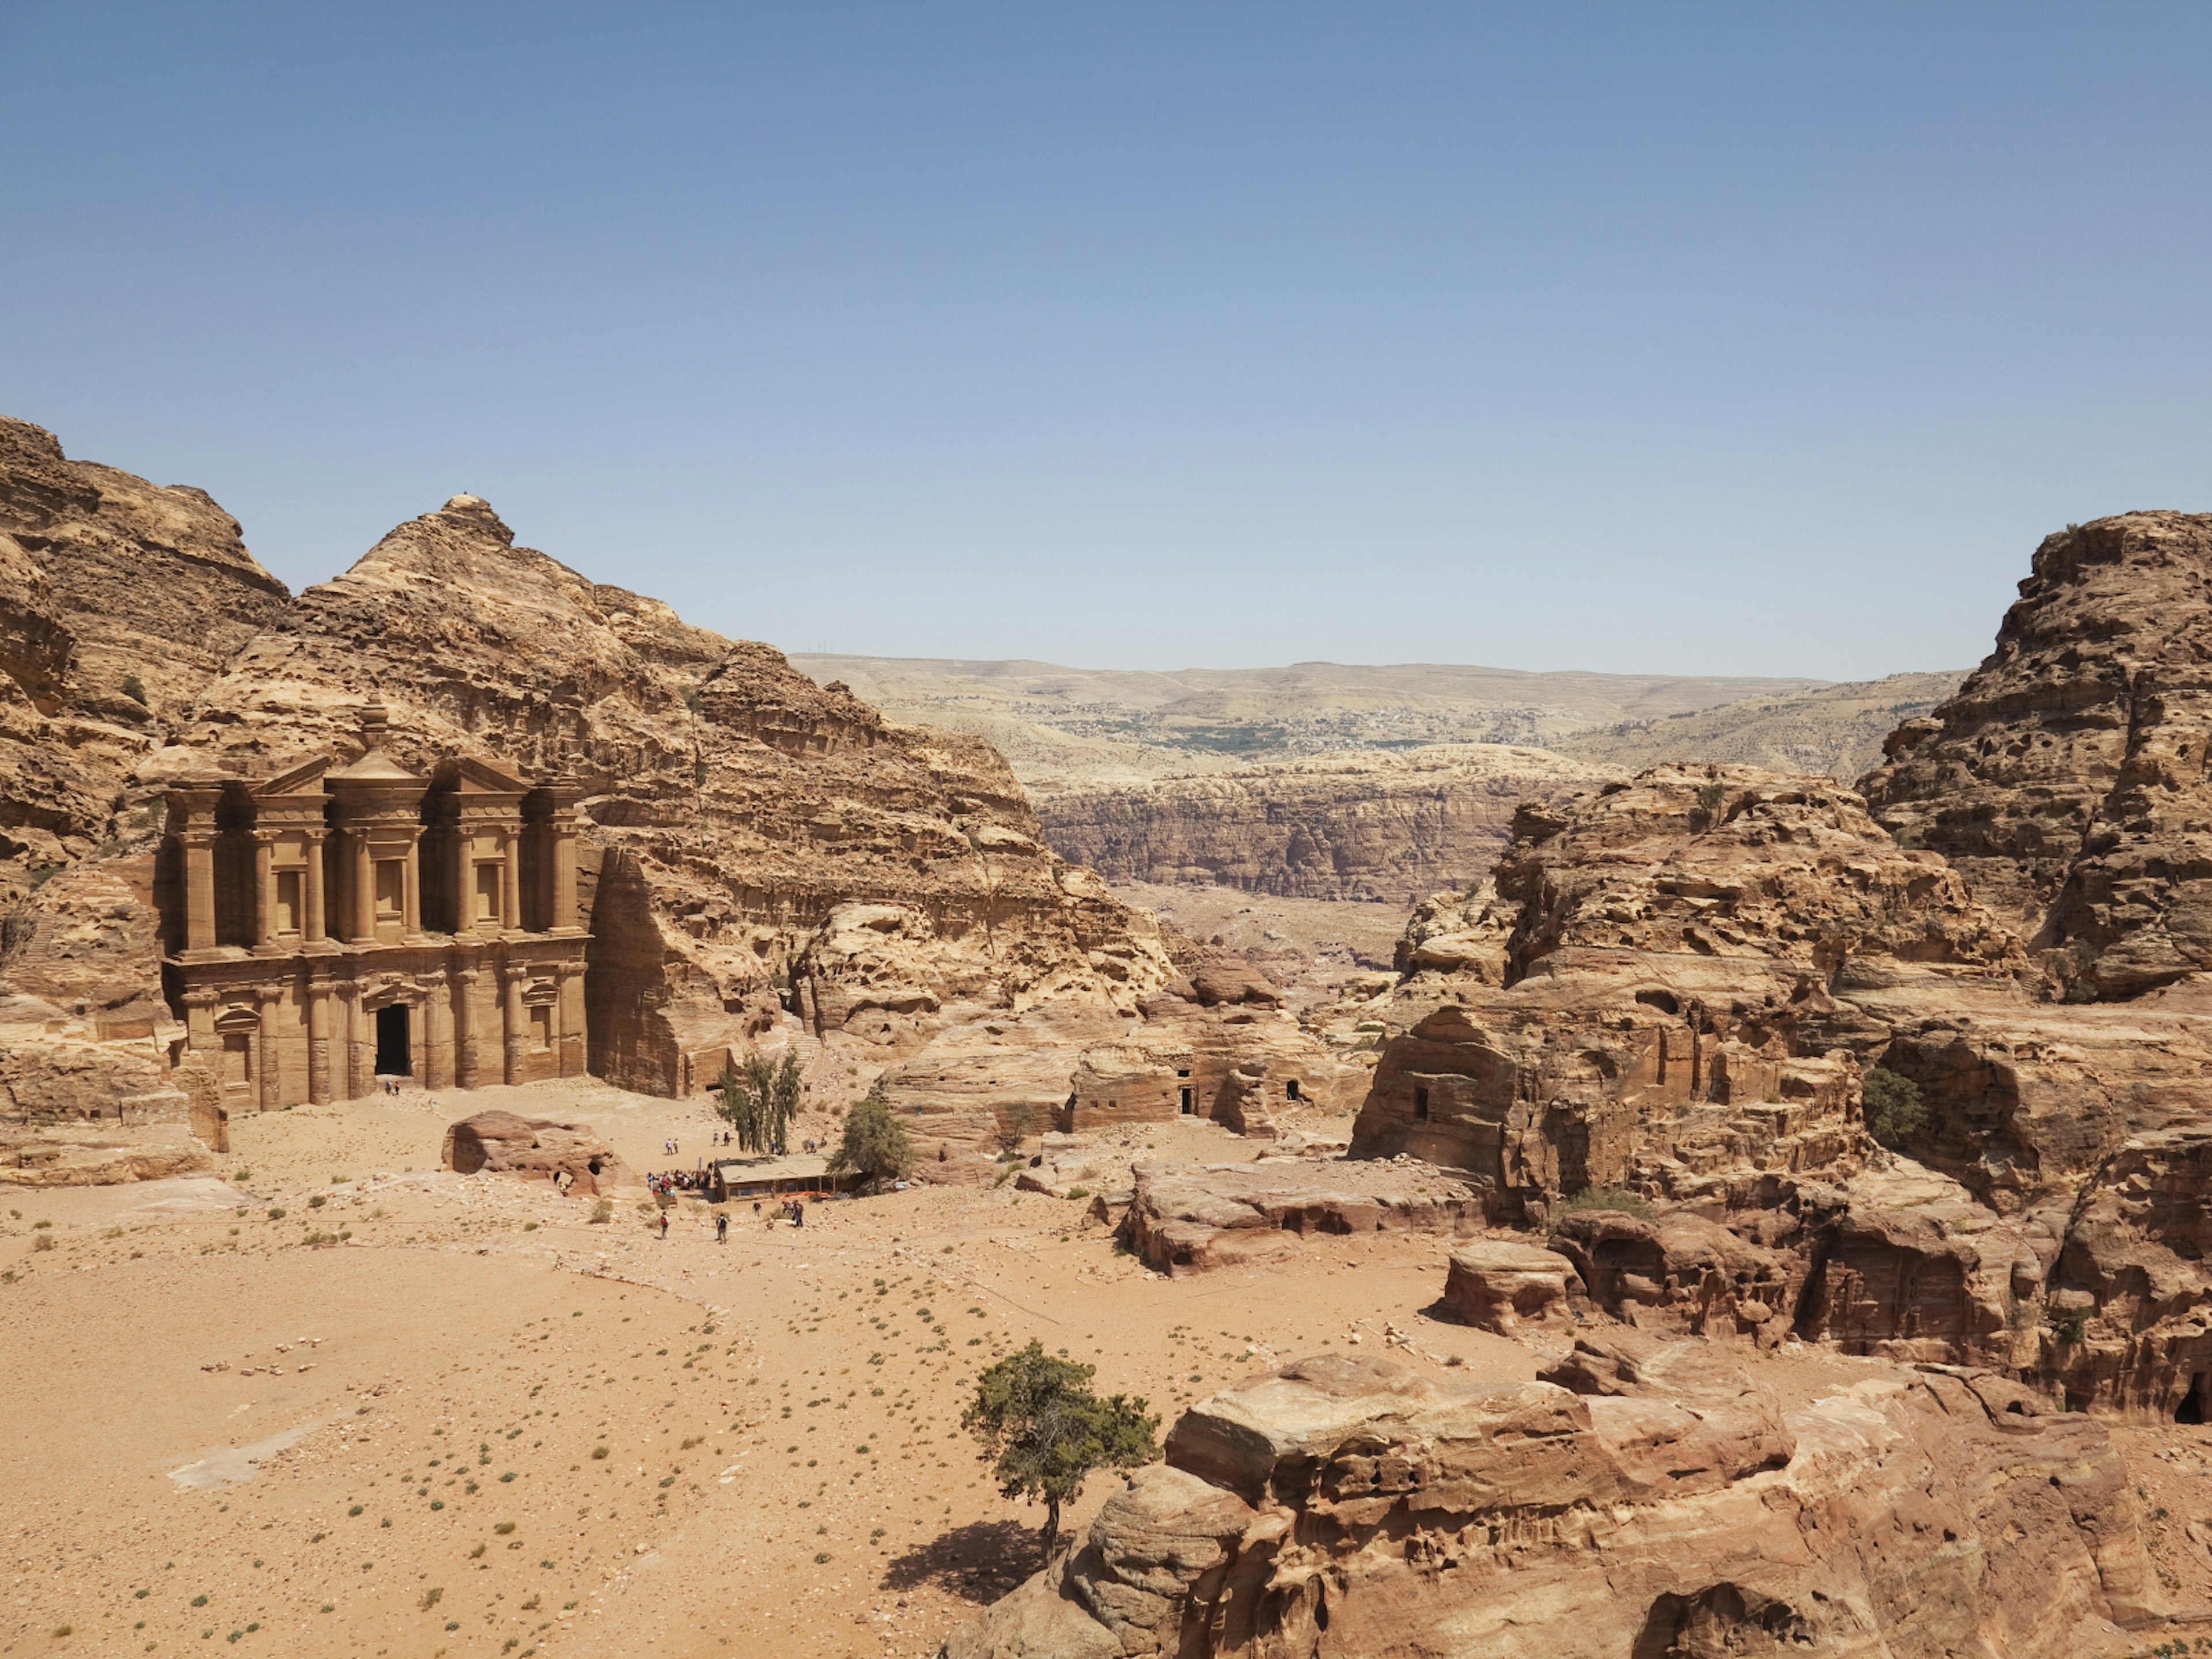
[441,1110,634,1196]
[1121,1159,1483,1275]
[944,1343,2149,1659]
[1036,744,1615,902]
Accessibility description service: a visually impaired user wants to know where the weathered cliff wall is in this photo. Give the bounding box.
[1035,744,1613,902]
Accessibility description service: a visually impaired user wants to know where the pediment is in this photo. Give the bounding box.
[249,756,333,798]
[432,755,531,796]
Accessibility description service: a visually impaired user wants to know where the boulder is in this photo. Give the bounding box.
[441,1111,632,1195]
[1121,1159,1483,1276]
[1440,1239,1585,1332]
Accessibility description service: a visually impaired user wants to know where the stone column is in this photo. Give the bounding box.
[306,976,332,1105]
[553,817,579,931]
[342,983,371,1100]
[181,987,218,1062]
[256,983,283,1110]
[353,831,376,942]
[252,831,277,948]
[501,828,521,934]
[454,965,480,1089]
[558,963,587,1077]
[304,830,328,943]
[422,969,453,1089]
[501,963,529,1085]
[451,823,474,937]
[402,828,423,937]
[182,833,218,952]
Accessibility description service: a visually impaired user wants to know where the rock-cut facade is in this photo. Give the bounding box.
[160,705,589,1109]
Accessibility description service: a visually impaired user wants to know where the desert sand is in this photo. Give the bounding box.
[0,1082,1551,1658]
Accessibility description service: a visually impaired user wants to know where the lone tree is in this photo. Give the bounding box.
[827,1090,914,1191]
[1861,1065,1927,1145]
[963,1340,1158,1560]
[713,1051,804,1154]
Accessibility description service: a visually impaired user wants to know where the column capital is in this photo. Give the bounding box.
[251,828,283,846]
[253,981,286,1005]
[454,965,481,987]
[499,962,535,984]
[179,988,221,1009]
[419,968,449,990]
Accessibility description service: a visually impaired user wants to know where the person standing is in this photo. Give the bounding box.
[658,1209,669,1241]
[715,1210,728,1245]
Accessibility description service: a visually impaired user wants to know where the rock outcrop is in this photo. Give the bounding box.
[1035,744,1616,902]
[1120,1160,1484,1275]
[154,494,1171,1095]
[441,1110,632,1195]
[1353,765,2025,1216]
[1864,512,2212,996]
[944,1342,2152,1659]
[1438,1239,1585,1332]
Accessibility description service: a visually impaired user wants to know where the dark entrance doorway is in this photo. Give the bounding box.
[1179,1087,1193,1115]
[376,1004,411,1078]
[2180,1372,2209,1424]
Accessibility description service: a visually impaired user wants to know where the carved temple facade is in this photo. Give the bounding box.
[160,710,591,1110]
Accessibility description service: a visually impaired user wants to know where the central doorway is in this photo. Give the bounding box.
[375,1003,411,1078]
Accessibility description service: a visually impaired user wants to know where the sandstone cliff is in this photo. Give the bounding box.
[0,418,290,903]
[944,1342,2149,1659]
[1034,744,1616,902]
[1863,511,2212,998]
[151,493,1171,1094]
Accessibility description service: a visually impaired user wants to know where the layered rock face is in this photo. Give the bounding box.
[1352,766,2025,1217]
[153,494,1170,1094]
[0,423,1177,1128]
[1864,511,2212,997]
[1035,744,1615,902]
[1120,1159,1484,1275]
[0,418,289,900]
[945,1343,2149,1659]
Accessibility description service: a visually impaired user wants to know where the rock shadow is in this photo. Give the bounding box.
[879,1518,1040,1604]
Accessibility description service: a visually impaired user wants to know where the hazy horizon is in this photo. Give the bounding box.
[7,4,2210,679]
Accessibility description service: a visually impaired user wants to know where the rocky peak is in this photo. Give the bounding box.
[1863,510,2212,998]
[432,493,515,544]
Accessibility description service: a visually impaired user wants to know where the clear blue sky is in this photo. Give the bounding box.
[5,4,2210,679]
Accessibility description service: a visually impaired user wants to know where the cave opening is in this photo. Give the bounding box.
[375,1003,411,1077]
[2179,1372,2208,1425]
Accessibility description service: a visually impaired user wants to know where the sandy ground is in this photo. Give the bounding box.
[9,1077,2209,1658]
[0,1084,1539,1659]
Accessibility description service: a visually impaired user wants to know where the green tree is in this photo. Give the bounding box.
[963,1341,1158,1560]
[1861,1065,1926,1145]
[713,1051,804,1154]
[827,1092,912,1191]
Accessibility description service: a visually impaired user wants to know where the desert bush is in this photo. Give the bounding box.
[1556,1185,1653,1219]
[1862,1066,1927,1143]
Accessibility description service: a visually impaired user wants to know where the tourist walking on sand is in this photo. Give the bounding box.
[715,1211,728,1244]
[658,1209,669,1240]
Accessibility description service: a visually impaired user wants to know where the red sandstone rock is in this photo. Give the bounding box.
[1439,1239,1585,1332]
[945,1343,2152,1658]
[440,1110,632,1196]
[1120,1159,1483,1275]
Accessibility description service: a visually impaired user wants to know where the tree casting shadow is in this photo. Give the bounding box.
[879,1517,1040,1604]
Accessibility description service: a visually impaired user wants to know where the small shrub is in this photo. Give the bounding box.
[494,1521,516,1536]
[308,1195,325,1209]
[589,1199,613,1224]
[267,1207,285,1222]
[2053,1307,2089,1345]
[32,1234,54,1252]
[1694,781,1727,815]
[1556,1186,1654,1221]
[1862,1066,1927,1144]
[590,1445,609,1460]
[1066,1187,1090,1200]
[419,1587,443,1611]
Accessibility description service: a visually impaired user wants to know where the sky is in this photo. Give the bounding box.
[5,4,2212,680]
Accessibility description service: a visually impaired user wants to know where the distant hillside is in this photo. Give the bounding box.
[1554,671,1965,785]
[793,654,1821,796]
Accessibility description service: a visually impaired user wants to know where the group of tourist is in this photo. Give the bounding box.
[646,1168,710,1197]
